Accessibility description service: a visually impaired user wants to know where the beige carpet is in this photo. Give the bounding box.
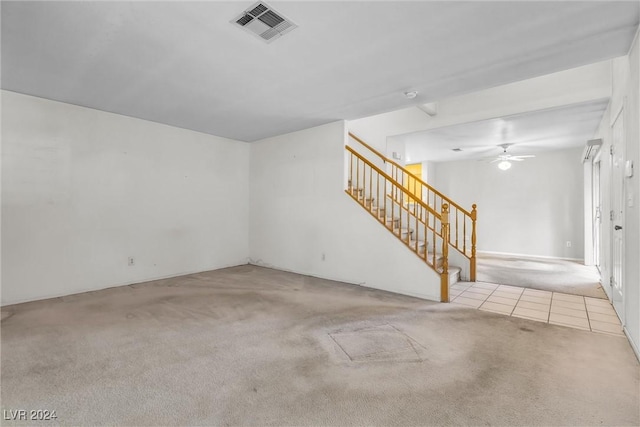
[1,265,638,426]
[477,253,608,299]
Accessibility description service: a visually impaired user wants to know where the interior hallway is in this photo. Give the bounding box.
[476,253,606,298]
[1,265,638,426]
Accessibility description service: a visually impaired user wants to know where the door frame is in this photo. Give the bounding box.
[610,103,625,319]
[592,158,602,272]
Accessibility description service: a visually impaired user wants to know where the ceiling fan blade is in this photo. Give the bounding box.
[513,155,536,159]
[511,157,525,161]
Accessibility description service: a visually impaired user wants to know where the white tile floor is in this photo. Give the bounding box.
[451,282,625,336]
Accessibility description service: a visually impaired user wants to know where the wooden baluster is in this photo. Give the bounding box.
[431,225,436,267]
[398,186,402,238]
[376,170,380,221]
[440,204,450,302]
[393,165,397,201]
[369,165,372,210]
[348,152,353,193]
[392,165,396,202]
[356,158,360,201]
[423,211,428,261]
[415,201,418,250]
[471,204,477,282]
[463,214,467,254]
[384,177,388,228]
[363,164,367,205]
[455,208,460,248]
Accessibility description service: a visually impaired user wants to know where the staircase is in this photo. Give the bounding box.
[346,132,477,302]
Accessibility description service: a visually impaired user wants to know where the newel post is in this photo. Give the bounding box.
[440,203,450,302]
[470,204,477,282]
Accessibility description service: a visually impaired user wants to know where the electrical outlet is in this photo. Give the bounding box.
[128,257,135,266]
[566,241,572,248]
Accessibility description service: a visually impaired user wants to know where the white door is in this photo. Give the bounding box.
[593,160,601,269]
[611,109,624,317]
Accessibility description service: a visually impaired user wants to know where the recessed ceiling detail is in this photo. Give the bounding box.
[399,99,610,163]
[232,2,297,43]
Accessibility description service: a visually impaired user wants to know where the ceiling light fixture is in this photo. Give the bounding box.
[404,91,418,99]
[498,160,512,171]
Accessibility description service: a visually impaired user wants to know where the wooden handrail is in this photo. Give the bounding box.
[346,145,458,300]
[348,132,471,216]
[348,132,387,164]
[348,131,477,282]
[347,149,445,264]
[346,146,440,219]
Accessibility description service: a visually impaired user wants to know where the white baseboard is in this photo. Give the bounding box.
[247,260,440,303]
[478,250,584,263]
[624,327,640,363]
[1,261,250,307]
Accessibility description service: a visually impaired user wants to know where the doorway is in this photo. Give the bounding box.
[404,163,423,201]
[610,107,625,317]
[593,159,602,270]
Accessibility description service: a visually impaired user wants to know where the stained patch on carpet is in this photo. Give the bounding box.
[329,324,423,362]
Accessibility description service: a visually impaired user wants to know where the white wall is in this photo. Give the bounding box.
[431,148,585,259]
[625,25,640,360]
[593,32,640,358]
[1,91,250,305]
[249,121,442,301]
[347,107,426,156]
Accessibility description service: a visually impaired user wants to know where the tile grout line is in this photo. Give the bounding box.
[507,286,523,316]
[450,283,471,301]
[583,296,593,332]
[485,282,520,315]
[509,286,527,318]
[460,283,497,308]
[477,282,500,310]
[452,283,478,306]
[459,284,625,336]
[548,293,593,331]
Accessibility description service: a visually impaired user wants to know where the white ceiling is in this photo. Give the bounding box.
[399,99,610,163]
[2,1,638,142]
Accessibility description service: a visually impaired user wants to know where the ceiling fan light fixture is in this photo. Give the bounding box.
[498,160,512,171]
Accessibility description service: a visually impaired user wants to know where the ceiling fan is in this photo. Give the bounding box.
[490,144,535,170]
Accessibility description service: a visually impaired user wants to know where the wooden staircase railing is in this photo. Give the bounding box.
[346,145,452,302]
[347,132,477,285]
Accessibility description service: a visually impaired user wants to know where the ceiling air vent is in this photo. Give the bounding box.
[232,2,297,43]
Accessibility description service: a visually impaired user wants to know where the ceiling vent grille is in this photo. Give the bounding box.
[232,2,297,43]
